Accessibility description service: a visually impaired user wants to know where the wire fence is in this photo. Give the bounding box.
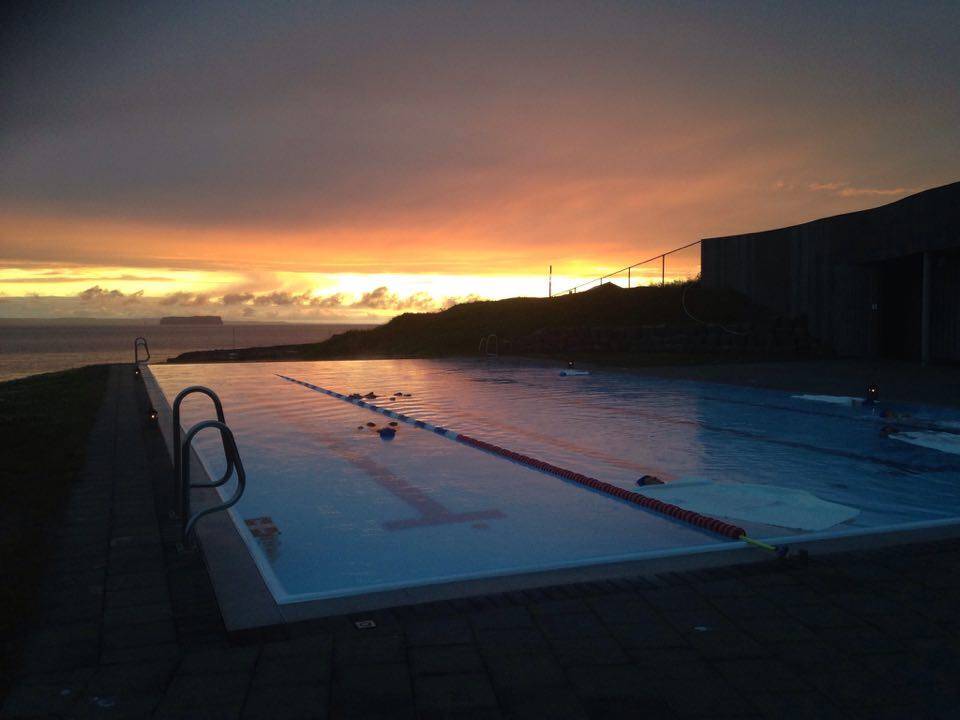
[555,240,702,295]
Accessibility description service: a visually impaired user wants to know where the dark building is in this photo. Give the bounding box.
[701,181,960,363]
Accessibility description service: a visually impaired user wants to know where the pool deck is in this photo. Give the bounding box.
[3,365,960,719]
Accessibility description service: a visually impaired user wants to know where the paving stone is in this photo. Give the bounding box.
[18,638,100,674]
[0,669,94,718]
[550,635,629,667]
[104,569,166,591]
[823,625,905,656]
[536,612,610,641]
[641,587,716,613]
[748,691,846,719]
[101,618,176,650]
[684,627,770,661]
[587,594,660,624]
[484,653,567,698]
[628,647,716,681]
[261,634,333,660]
[332,663,414,718]
[103,601,173,626]
[785,603,867,630]
[476,627,551,657]
[414,673,499,714]
[410,644,485,676]
[104,586,169,609]
[658,676,757,718]
[693,578,755,600]
[468,605,534,630]
[404,617,474,646]
[712,657,810,694]
[566,664,652,700]
[41,598,104,624]
[581,697,677,720]
[40,568,106,593]
[608,621,689,651]
[499,686,589,720]
[242,684,329,719]
[84,658,178,696]
[733,615,821,645]
[253,654,331,687]
[72,692,163,719]
[155,671,250,716]
[100,641,181,666]
[333,634,405,665]
[527,598,593,616]
[178,645,261,675]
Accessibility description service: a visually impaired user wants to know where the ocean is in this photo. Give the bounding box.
[0,322,374,383]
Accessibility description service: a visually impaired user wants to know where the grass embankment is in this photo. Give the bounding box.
[0,365,110,701]
[172,283,770,364]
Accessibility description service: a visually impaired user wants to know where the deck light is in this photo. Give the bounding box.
[148,407,159,422]
[134,366,141,376]
[866,383,880,403]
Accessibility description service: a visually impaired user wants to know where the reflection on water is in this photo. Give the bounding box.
[150,359,960,602]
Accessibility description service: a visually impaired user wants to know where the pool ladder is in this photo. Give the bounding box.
[172,386,246,548]
[479,334,499,357]
[134,337,150,374]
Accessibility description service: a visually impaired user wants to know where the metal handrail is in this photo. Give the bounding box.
[479,334,499,357]
[134,336,150,364]
[172,386,234,518]
[180,419,246,545]
[556,239,702,295]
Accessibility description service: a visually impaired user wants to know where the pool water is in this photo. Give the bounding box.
[148,359,960,603]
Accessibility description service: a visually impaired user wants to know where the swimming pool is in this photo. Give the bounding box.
[146,359,960,610]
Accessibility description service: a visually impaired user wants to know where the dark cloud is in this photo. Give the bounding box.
[442,294,482,309]
[252,291,309,306]
[160,291,208,306]
[309,293,344,308]
[221,292,254,305]
[350,286,436,311]
[2,273,172,283]
[77,285,143,304]
[2,0,957,249]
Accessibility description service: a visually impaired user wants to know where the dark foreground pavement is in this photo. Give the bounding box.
[2,365,960,719]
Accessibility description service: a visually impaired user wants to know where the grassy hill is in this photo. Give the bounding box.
[170,282,791,364]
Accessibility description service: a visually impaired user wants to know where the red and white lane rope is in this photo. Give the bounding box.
[277,374,762,544]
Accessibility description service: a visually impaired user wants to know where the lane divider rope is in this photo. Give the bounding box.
[276,374,753,543]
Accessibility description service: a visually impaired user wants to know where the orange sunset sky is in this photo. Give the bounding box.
[1,1,958,322]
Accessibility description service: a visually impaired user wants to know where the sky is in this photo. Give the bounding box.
[1,0,958,322]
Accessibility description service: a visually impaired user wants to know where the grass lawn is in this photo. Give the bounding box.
[0,365,110,701]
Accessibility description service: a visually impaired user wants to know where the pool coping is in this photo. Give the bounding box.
[143,365,960,636]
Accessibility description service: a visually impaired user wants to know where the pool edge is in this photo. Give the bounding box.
[143,366,285,634]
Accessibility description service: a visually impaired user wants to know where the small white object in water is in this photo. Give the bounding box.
[637,479,860,531]
[560,370,590,376]
[890,431,960,456]
[792,394,862,406]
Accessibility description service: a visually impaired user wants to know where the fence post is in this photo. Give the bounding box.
[661,255,665,286]
[628,267,631,288]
